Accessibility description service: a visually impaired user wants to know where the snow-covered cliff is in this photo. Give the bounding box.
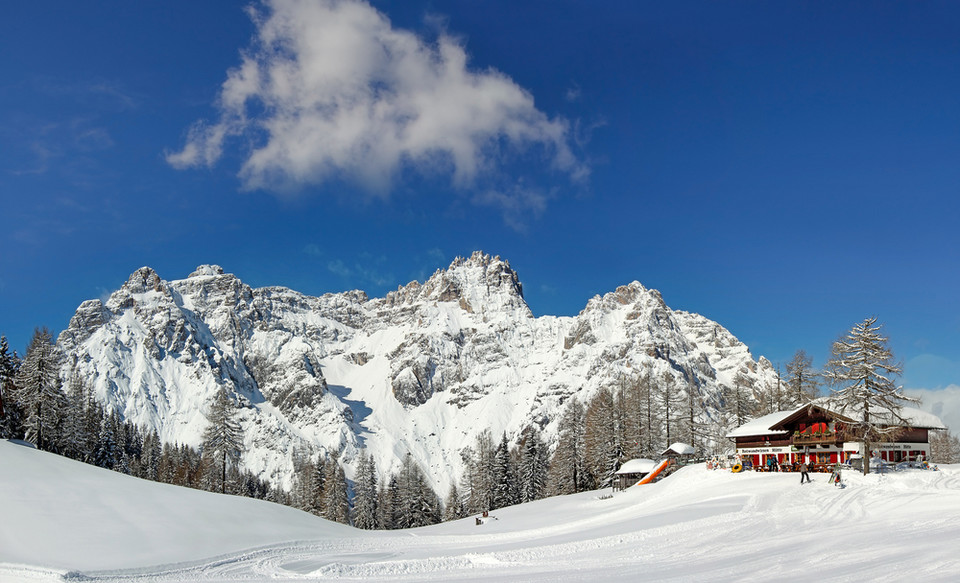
[56,252,777,493]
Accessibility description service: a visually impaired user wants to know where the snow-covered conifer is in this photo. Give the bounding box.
[460,431,495,513]
[200,387,244,493]
[443,482,466,521]
[352,451,379,529]
[94,413,119,469]
[517,426,549,503]
[322,455,349,524]
[584,387,621,488]
[491,433,519,509]
[14,328,65,450]
[0,335,23,438]
[393,454,441,528]
[58,374,89,461]
[141,429,162,481]
[547,398,589,495]
[822,317,917,475]
[377,479,395,530]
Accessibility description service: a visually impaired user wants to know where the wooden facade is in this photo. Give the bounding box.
[727,404,939,471]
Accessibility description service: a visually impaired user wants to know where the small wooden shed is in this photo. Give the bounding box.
[613,458,657,491]
[661,442,696,462]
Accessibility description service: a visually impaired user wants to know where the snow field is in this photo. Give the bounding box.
[4,439,960,582]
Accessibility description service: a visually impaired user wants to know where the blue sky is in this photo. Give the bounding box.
[1,1,958,393]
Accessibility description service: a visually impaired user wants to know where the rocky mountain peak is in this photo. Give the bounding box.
[123,266,165,295]
[384,251,528,315]
[189,265,226,278]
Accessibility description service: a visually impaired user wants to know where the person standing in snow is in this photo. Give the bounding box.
[800,461,811,484]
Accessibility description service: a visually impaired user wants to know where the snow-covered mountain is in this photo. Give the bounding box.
[56,251,777,493]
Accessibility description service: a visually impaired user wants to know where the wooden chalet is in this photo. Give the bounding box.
[726,402,945,471]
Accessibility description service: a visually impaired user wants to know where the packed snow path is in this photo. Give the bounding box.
[3,442,960,582]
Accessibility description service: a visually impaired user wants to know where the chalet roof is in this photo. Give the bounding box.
[662,442,695,456]
[726,400,947,439]
[615,458,657,475]
[815,399,947,430]
[724,408,801,439]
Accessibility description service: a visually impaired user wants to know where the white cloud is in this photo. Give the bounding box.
[906,385,960,432]
[167,0,586,202]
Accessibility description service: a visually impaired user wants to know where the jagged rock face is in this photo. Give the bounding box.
[56,251,778,494]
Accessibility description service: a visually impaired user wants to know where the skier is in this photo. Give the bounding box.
[799,461,811,484]
[830,465,842,487]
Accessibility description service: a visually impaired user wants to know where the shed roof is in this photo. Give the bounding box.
[615,458,657,475]
[663,442,695,456]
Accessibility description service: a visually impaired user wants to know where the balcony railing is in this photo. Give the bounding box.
[792,432,843,445]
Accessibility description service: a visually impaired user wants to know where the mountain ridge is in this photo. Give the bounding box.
[55,251,777,494]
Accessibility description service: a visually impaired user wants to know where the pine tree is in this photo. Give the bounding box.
[517,426,549,503]
[200,387,244,493]
[547,398,589,495]
[491,433,519,509]
[59,374,90,461]
[94,412,119,469]
[322,455,349,524]
[785,349,820,406]
[377,479,395,530]
[443,482,466,521]
[822,317,917,475]
[460,430,496,513]
[0,336,23,439]
[584,387,622,488]
[15,328,65,450]
[393,454,441,528]
[292,451,324,515]
[80,390,105,464]
[158,442,178,484]
[141,429,162,481]
[352,451,379,529]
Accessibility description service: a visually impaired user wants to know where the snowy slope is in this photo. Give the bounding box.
[56,252,779,493]
[3,439,960,582]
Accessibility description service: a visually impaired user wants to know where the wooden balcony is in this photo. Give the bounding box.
[792,432,842,446]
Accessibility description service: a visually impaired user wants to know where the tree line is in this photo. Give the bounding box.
[3,320,958,530]
[0,329,274,500]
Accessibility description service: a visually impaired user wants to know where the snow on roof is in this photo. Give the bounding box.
[724,408,801,439]
[664,442,695,455]
[816,399,947,430]
[725,400,948,440]
[615,458,658,475]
